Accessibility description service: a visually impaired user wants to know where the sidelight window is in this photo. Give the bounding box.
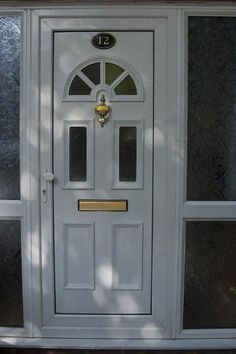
[0,15,23,330]
[183,16,236,333]
[0,16,21,200]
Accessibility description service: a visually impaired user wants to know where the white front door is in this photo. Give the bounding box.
[53,31,153,314]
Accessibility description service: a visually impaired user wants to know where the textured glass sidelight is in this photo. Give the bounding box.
[119,127,137,182]
[69,127,87,181]
[187,17,236,201]
[184,221,236,329]
[0,16,21,199]
[105,62,124,85]
[81,63,100,85]
[69,75,92,95]
[115,75,137,95]
[0,220,23,327]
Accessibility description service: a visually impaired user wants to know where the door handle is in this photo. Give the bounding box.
[41,171,54,203]
[42,172,55,182]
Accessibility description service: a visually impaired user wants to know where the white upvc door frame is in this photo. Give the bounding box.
[0,3,235,349]
[31,7,178,339]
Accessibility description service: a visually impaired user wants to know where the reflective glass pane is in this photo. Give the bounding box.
[184,221,236,329]
[69,75,92,95]
[114,75,137,95]
[119,127,137,182]
[0,220,23,327]
[69,127,87,181]
[81,63,100,85]
[105,63,124,85]
[0,16,21,199]
[187,17,236,201]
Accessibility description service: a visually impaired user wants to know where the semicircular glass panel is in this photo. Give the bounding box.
[67,59,139,98]
[105,62,124,85]
[114,75,137,95]
[69,75,92,95]
[81,63,100,85]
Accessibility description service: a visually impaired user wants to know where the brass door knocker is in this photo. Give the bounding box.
[95,95,112,128]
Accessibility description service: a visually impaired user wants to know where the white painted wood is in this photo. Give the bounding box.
[183,201,236,219]
[19,10,34,337]
[36,9,176,338]
[0,328,25,338]
[179,329,236,339]
[0,201,24,218]
[1,3,235,348]
[0,9,25,13]
[53,30,153,315]
[151,11,179,338]
[29,9,45,337]
[30,6,236,17]
[171,7,188,339]
[62,222,95,290]
[40,18,58,326]
[1,337,236,349]
[111,222,143,290]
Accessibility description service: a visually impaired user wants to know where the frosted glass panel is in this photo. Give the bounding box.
[0,220,23,327]
[119,127,137,182]
[187,17,236,201]
[184,221,236,329]
[0,16,21,199]
[69,127,87,181]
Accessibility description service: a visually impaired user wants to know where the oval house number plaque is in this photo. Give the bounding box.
[92,33,116,49]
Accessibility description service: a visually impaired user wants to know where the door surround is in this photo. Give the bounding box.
[33,8,178,339]
[0,3,235,350]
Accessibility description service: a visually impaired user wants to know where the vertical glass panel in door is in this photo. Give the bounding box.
[0,16,21,199]
[0,220,23,327]
[119,127,137,182]
[184,221,236,329]
[187,17,236,201]
[69,127,87,181]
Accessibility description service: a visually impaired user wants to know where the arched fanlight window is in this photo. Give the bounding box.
[64,57,144,102]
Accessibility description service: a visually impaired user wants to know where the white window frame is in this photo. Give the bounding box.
[0,4,235,350]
